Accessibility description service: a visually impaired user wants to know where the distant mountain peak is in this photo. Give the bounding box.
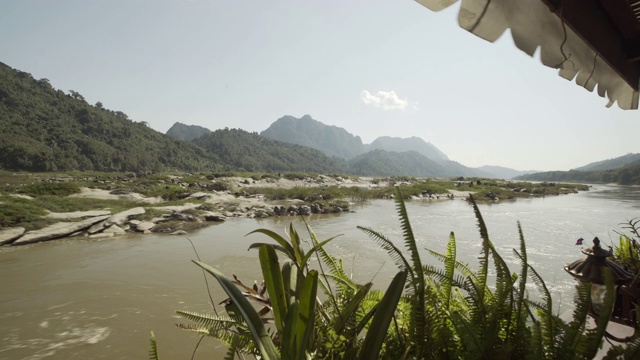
[368,135,449,162]
[260,114,365,159]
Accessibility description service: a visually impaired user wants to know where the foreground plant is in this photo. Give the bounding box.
[161,187,637,359]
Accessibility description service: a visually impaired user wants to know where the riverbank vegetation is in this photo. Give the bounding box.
[0,171,588,231]
[161,188,639,359]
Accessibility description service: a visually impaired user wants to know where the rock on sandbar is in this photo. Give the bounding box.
[0,227,26,245]
[13,215,110,245]
[103,224,127,235]
[129,220,155,232]
[46,210,111,219]
[150,203,201,212]
[105,207,146,227]
[69,187,163,204]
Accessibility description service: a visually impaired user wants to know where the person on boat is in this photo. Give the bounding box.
[590,237,613,257]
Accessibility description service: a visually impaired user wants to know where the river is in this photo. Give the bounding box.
[1,184,639,359]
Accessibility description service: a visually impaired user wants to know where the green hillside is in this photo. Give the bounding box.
[0,62,220,172]
[516,161,640,185]
[572,153,640,171]
[166,122,211,141]
[347,149,446,177]
[192,128,347,173]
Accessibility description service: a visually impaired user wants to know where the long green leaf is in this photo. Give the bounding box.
[248,242,291,257]
[282,302,299,360]
[296,270,318,359]
[192,260,280,360]
[289,223,304,267]
[247,229,295,262]
[259,245,288,334]
[358,270,407,360]
[300,236,339,267]
[334,282,373,335]
[281,261,294,306]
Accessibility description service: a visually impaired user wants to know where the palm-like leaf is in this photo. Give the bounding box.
[192,261,280,360]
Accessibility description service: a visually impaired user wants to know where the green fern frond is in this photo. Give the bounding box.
[426,248,489,297]
[556,282,590,357]
[149,331,159,360]
[223,336,239,360]
[176,310,242,330]
[450,310,483,357]
[527,321,544,360]
[443,231,456,309]
[483,239,516,350]
[508,222,533,358]
[357,225,415,281]
[393,187,427,357]
[426,249,477,279]
[423,265,470,291]
[468,195,490,293]
[310,227,355,295]
[516,249,556,354]
[524,299,547,313]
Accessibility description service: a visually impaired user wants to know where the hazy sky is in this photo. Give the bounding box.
[1,0,638,171]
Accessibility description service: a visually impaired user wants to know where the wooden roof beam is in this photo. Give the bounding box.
[542,0,640,90]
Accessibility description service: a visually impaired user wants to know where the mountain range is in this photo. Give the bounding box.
[259,114,449,162]
[1,60,637,183]
[516,154,640,185]
[167,115,496,178]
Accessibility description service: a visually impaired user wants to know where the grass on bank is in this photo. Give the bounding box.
[0,171,591,231]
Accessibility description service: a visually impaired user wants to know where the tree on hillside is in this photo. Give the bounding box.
[68,90,85,101]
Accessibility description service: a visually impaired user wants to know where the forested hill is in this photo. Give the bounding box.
[347,149,446,177]
[166,122,211,141]
[0,62,221,172]
[192,128,347,173]
[346,150,490,178]
[516,161,640,185]
[0,62,347,174]
[572,153,640,171]
[0,60,547,178]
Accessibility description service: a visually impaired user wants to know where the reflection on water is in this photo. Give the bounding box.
[1,184,638,359]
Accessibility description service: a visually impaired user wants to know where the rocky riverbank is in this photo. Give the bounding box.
[0,173,586,246]
[0,175,379,246]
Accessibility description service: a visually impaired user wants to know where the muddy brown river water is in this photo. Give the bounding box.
[2,184,639,359]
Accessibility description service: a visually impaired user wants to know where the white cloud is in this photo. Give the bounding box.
[361,90,409,110]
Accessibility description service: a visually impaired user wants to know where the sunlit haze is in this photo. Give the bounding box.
[1,0,638,171]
